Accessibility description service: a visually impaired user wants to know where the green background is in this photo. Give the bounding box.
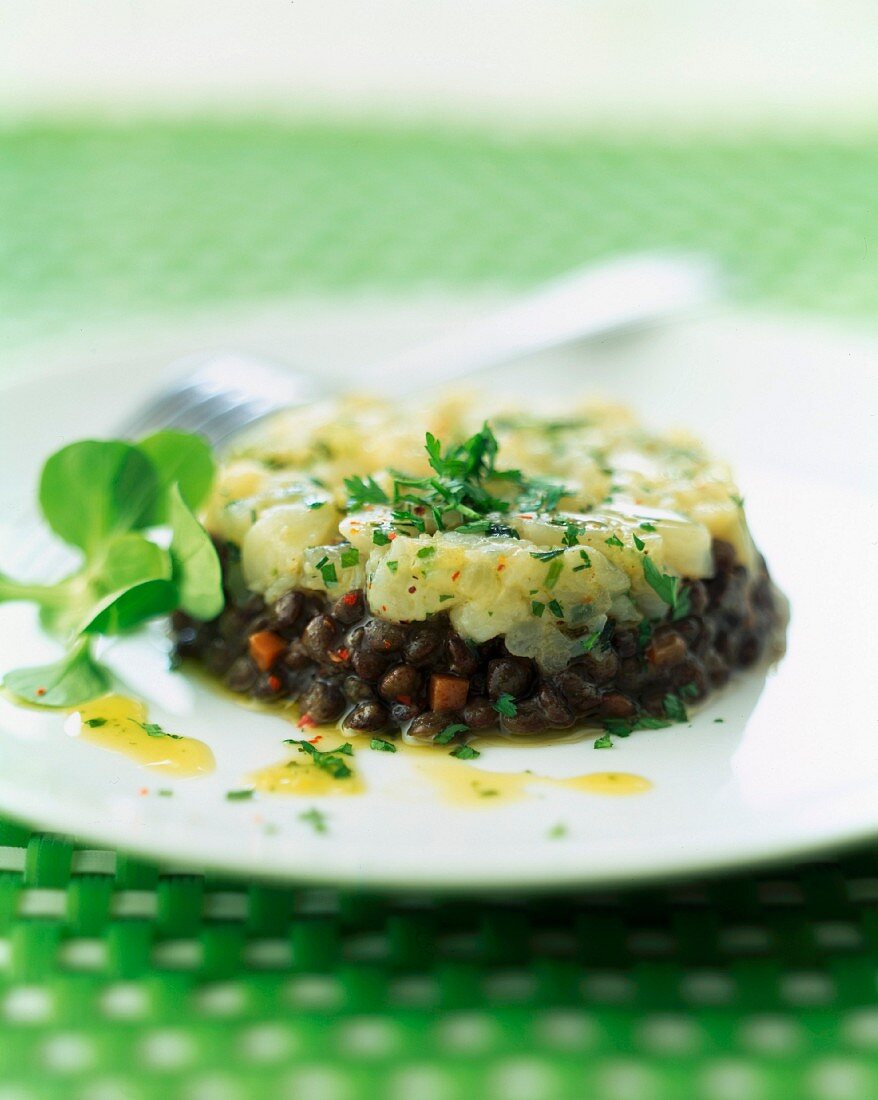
[1,120,877,1099]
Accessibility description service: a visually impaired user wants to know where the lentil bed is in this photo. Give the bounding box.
[172,540,781,743]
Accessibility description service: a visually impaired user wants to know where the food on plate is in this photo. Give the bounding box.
[173,394,783,747]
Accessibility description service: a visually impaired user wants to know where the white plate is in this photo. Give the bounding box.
[0,304,876,890]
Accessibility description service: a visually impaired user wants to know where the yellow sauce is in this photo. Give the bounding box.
[417,758,652,807]
[65,695,215,777]
[249,758,365,796]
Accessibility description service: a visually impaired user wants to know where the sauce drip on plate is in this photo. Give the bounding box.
[65,695,215,777]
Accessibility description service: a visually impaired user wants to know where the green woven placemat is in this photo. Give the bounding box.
[1,119,877,1098]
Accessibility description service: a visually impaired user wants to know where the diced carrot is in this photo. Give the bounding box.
[248,630,287,672]
[429,673,469,712]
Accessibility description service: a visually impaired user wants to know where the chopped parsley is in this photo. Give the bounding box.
[339,546,360,569]
[493,693,518,718]
[372,528,391,546]
[605,533,624,548]
[450,744,480,760]
[299,807,328,834]
[386,560,399,574]
[639,522,656,531]
[641,556,691,620]
[370,738,397,753]
[730,494,745,508]
[572,550,592,572]
[226,789,254,801]
[438,593,455,603]
[285,738,355,779]
[593,733,614,749]
[531,600,546,617]
[663,693,689,723]
[530,548,565,562]
[545,559,564,589]
[435,723,469,745]
[315,556,338,586]
[547,598,564,618]
[632,533,645,551]
[576,631,601,654]
[344,475,389,508]
[562,523,580,547]
[548,823,568,839]
[83,717,107,728]
[307,500,326,510]
[130,720,181,740]
[416,546,436,559]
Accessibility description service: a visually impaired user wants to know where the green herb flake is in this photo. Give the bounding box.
[639,522,656,531]
[285,738,355,780]
[307,500,326,510]
[450,744,480,760]
[547,598,564,618]
[370,738,397,753]
[530,548,565,562]
[435,723,469,745]
[531,600,546,618]
[340,546,360,569]
[562,523,580,547]
[131,719,182,740]
[493,693,518,718]
[83,717,107,728]
[663,693,689,723]
[226,789,254,801]
[641,555,691,620]
[713,717,725,723]
[632,533,645,551]
[548,823,568,839]
[157,789,173,797]
[344,475,389,508]
[386,560,399,574]
[593,733,614,749]
[545,559,564,589]
[577,631,601,654]
[730,494,745,508]
[416,546,436,559]
[372,529,391,546]
[572,549,592,573]
[319,561,339,586]
[438,594,455,603]
[299,807,328,834]
[605,534,624,548]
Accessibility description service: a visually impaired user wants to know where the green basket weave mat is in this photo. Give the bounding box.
[1,120,877,1098]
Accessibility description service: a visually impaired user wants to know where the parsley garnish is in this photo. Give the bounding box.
[632,533,645,551]
[438,594,454,602]
[130,720,181,740]
[372,529,391,546]
[562,523,580,547]
[572,549,592,572]
[493,693,518,718]
[386,560,399,574]
[547,598,564,618]
[285,738,355,779]
[545,559,564,589]
[531,600,546,617]
[83,717,107,728]
[416,546,436,559]
[370,738,397,753]
[450,745,480,760]
[548,823,568,838]
[641,556,691,620]
[576,631,601,654]
[226,789,254,801]
[663,693,689,722]
[730,494,745,508]
[299,807,328,834]
[435,723,469,745]
[340,546,360,569]
[639,522,656,532]
[593,733,614,749]
[530,548,565,562]
[605,534,624,548]
[344,475,389,508]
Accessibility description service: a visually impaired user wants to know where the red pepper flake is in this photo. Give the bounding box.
[35,687,46,697]
[267,674,282,692]
[451,571,461,582]
[307,734,322,743]
[407,585,417,594]
[342,592,359,606]
[497,563,506,572]
[330,647,351,663]
[138,787,149,797]
[397,694,412,706]
[388,532,397,540]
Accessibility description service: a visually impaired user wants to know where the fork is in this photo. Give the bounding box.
[118,251,718,449]
[4,252,717,579]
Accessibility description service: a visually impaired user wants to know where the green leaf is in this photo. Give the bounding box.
[135,431,215,525]
[39,441,157,555]
[3,641,111,708]
[167,484,224,621]
[79,535,176,635]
